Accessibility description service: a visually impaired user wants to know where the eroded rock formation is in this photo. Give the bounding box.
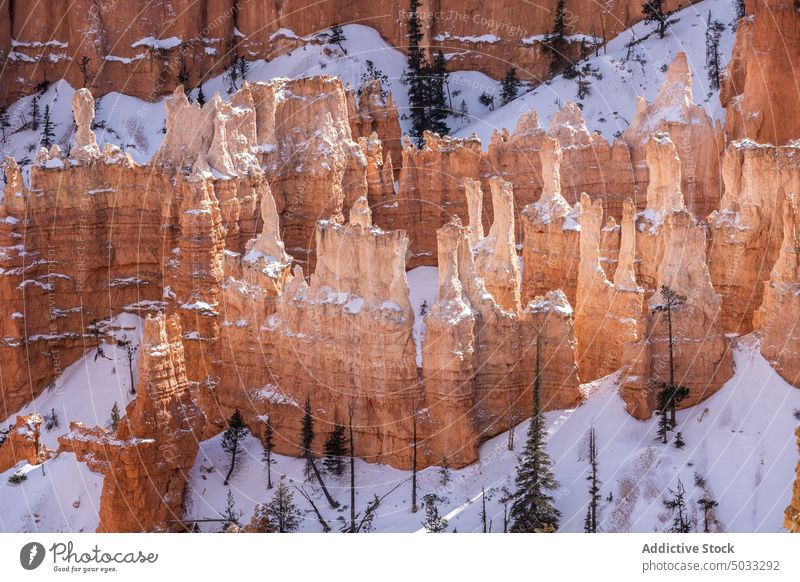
[754,193,800,387]
[621,52,724,218]
[0,414,44,473]
[708,141,800,334]
[723,0,800,146]
[620,134,732,419]
[787,427,800,532]
[520,136,580,306]
[60,313,205,532]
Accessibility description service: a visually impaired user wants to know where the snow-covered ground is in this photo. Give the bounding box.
[0,313,143,450]
[454,0,738,146]
[181,335,800,533]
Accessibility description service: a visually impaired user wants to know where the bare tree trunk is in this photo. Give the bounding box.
[348,401,356,533]
[307,452,339,508]
[411,407,418,513]
[224,441,237,485]
[128,353,136,394]
[294,484,331,532]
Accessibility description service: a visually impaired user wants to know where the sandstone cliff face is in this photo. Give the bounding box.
[708,141,800,334]
[387,133,482,267]
[575,194,643,383]
[0,414,44,473]
[0,0,686,106]
[786,426,800,532]
[722,0,800,147]
[60,313,205,533]
[621,52,724,219]
[347,80,402,176]
[0,137,173,420]
[520,136,580,306]
[755,194,800,387]
[620,134,732,419]
[549,102,635,220]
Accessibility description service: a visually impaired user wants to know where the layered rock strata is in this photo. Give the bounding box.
[708,141,800,334]
[60,313,205,533]
[621,53,724,218]
[723,0,800,146]
[620,134,732,419]
[0,414,44,473]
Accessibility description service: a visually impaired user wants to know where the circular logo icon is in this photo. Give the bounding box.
[19,542,46,570]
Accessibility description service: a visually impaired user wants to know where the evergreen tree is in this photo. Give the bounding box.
[40,104,55,149]
[268,479,301,532]
[663,479,690,532]
[299,395,339,507]
[478,92,495,111]
[220,489,242,531]
[115,336,138,394]
[705,14,725,90]
[301,395,316,480]
[402,0,429,146]
[110,402,120,431]
[481,486,488,532]
[674,431,685,449]
[509,336,561,533]
[642,0,670,39]
[221,410,248,485]
[697,496,718,533]
[44,408,60,432]
[439,456,451,487]
[458,99,469,121]
[31,95,41,132]
[323,422,347,476]
[262,418,274,489]
[552,0,567,39]
[78,56,93,88]
[327,23,348,54]
[196,84,207,107]
[421,493,448,532]
[237,56,249,84]
[652,285,689,427]
[0,107,11,143]
[734,0,745,20]
[426,51,450,137]
[500,67,522,106]
[348,401,357,532]
[584,427,601,533]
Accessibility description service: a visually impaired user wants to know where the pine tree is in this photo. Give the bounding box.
[220,489,242,531]
[262,418,274,489]
[674,431,685,449]
[734,0,745,20]
[78,56,93,88]
[248,502,275,532]
[115,336,138,394]
[663,479,690,532]
[268,479,301,532]
[705,14,725,90]
[221,410,248,485]
[478,92,495,111]
[439,456,451,486]
[552,0,567,39]
[480,486,488,533]
[509,336,561,533]
[0,107,10,143]
[44,408,60,432]
[421,493,448,532]
[110,402,120,431]
[237,56,249,84]
[697,496,718,533]
[323,422,347,476]
[196,84,207,107]
[299,396,339,508]
[327,23,348,54]
[642,0,670,39]
[402,0,429,146]
[301,396,316,480]
[458,99,469,121]
[31,95,41,132]
[652,285,689,427]
[500,67,522,106]
[585,427,601,533]
[426,51,450,137]
[40,104,55,148]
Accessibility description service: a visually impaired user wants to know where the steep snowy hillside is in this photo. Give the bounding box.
[178,335,800,533]
[455,0,738,145]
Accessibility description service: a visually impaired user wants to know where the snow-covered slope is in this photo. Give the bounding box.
[0,24,499,172]
[454,0,738,146]
[180,335,800,533]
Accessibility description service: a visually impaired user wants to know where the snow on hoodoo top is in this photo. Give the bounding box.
[455,0,737,148]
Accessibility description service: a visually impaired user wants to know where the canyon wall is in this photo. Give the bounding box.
[787,427,800,533]
[0,0,687,106]
[722,0,800,147]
